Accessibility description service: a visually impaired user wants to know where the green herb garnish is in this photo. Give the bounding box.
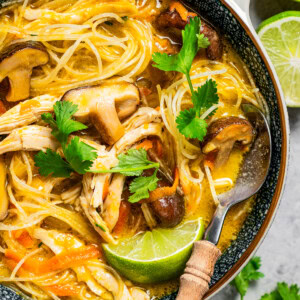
[34,102,160,202]
[95,223,106,232]
[105,21,113,26]
[34,101,97,177]
[35,148,74,178]
[152,16,219,141]
[42,101,87,147]
[231,256,264,300]
[129,169,159,203]
[92,149,159,176]
[92,149,160,203]
[122,16,129,21]
[261,283,300,300]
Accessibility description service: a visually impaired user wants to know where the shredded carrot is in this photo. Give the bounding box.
[4,258,31,277]
[136,139,153,151]
[45,284,81,296]
[102,176,110,201]
[113,201,131,235]
[39,245,101,274]
[5,245,101,275]
[12,230,35,248]
[147,168,179,202]
[5,249,43,274]
[155,106,160,112]
[5,249,42,274]
[170,1,197,21]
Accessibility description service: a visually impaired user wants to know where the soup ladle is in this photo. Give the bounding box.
[176,104,272,300]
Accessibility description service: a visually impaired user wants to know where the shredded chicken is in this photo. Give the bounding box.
[0,95,57,134]
[123,107,161,131]
[0,125,59,155]
[114,123,163,154]
[80,183,116,244]
[102,174,126,231]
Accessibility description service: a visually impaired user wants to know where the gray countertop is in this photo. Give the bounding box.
[213,0,300,298]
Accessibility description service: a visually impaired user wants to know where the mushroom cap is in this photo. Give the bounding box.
[61,81,140,145]
[0,41,49,102]
[61,81,140,122]
[202,116,254,168]
[0,41,48,64]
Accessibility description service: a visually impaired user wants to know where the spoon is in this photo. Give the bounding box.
[176,104,272,300]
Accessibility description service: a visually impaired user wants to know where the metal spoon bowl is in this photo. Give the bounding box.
[177,104,272,300]
[205,103,272,244]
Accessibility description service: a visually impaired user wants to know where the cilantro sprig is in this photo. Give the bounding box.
[34,102,160,202]
[261,283,300,300]
[231,256,300,300]
[129,169,159,203]
[231,256,264,300]
[91,148,159,176]
[92,149,160,203]
[34,101,97,177]
[152,16,219,141]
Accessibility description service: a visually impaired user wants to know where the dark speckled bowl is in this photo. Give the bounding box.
[0,0,289,299]
[162,0,289,299]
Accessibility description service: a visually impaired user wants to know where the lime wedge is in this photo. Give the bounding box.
[102,218,204,284]
[257,11,300,107]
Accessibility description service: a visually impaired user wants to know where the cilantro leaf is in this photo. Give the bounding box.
[176,108,207,140]
[109,149,159,176]
[43,101,87,146]
[197,33,210,48]
[128,169,159,203]
[261,283,300,300]
[152,16,218,142]
[152,17,202,74]
[231,256,264,300]
[261,291,282,300]
[41,113,57,129]
[64,136,97,175]
[95,223,106,232]
[192,79,219,117]
[34,149,73,178]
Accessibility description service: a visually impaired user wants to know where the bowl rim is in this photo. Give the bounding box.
[203,0,290,298]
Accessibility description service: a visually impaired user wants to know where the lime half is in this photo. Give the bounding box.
[257,11,300,107]
[103,218,204,284]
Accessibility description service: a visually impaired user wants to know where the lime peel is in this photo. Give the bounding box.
[257,11,300,107]
[102,218,204,284]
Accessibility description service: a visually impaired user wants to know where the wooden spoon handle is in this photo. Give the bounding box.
[176,241,221,300]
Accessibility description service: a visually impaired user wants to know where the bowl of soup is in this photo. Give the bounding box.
[0,0,289,299]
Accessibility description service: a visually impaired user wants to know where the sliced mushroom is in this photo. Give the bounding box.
[156,2,223,60]
[62,81,140,145]
[143,169,185,228]
[202,116,254,169]
[0,41,49,102]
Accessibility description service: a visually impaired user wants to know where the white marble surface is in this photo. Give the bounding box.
[213,0,300,299]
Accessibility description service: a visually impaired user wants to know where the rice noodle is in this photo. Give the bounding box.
[141,203,157,229]
[204,166,219,206]
[0,1,268,299]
